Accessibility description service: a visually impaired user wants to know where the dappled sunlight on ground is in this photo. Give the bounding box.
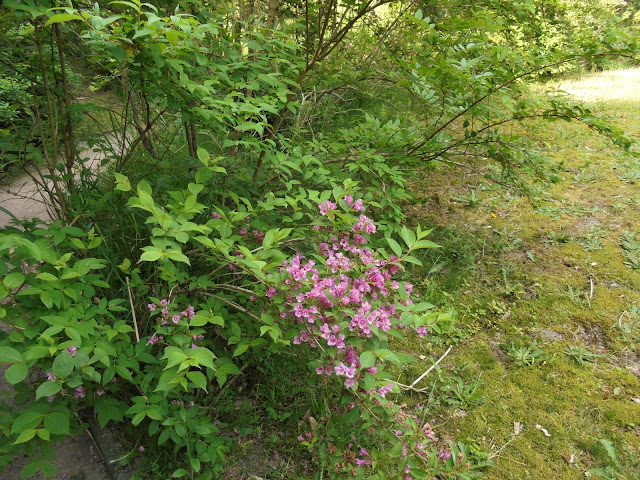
[549,68,640,103]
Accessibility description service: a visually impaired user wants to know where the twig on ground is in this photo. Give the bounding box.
[396,346,453,392]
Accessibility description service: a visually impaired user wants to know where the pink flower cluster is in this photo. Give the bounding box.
[147,300,200,347]
[280,199,419,390]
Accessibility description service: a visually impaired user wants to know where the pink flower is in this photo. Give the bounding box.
[266,287,277,298]
[46,373,56,382]
[138,446,145,453]
[147,335,160,345]
[352,199,364,211]
[96,389,106,396]
[377,383,394,398]
[160,299,169,306]
[239,228,248,237]
[74,386,86,398]
[172,315,180,324]
[319,200,337,216]
[438,448,452,461]
[344,195,353,206]
[148,303,157,312]
[211,212,222,219]
[66,346,77,357]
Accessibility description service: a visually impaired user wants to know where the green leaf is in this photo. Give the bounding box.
[186,371,207,391]
[45,14,84,26]
[139,249,163,262]
[13,429,36,444]
[36,272,58,282]
[415,239,440,249]
[5,363,28,384]
[12,411,46,434]
[172,469,188,478]
[233,343,249,357]
[4,272,25,288]
[35,382,61,401]
[400,226,416,249]
[21,462,39,479]
[114,173,131,191]
[402,255,423,266]
[359,351,376,369]
[196,147,210,165]
[44,412,70,435]
[40,461,56,478]
[165,29,179,46]
[52,351,75,378]
[36,428,51,441]
[386,237,403,257]
[0,346,23,364]
[40,291,53,309]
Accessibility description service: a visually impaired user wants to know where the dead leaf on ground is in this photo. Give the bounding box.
[536,424,551,437]
[513,421,523,435]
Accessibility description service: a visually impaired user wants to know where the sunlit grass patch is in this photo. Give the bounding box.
[406,69,640,479]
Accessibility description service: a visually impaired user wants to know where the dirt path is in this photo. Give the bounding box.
[1,144,130,480]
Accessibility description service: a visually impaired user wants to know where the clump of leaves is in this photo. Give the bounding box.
[565,345,600,366]
[502,340,550,367]
[546,230,572,245]
[578,225,605,252]
[621,232,640,269]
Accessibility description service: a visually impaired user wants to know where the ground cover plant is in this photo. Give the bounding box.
[404,69,640,479]
[0,0,639,479]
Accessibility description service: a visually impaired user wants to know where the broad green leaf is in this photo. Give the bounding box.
[36,429,50,441]
[5,363,28,384]
[12,411,46,434]
[21,462,39,479]
[44,412,70,435]
[36,272,58,282]
[45,14,84,26]
[35,382,61,401]
[139,249,162,262]
[196,147,210,165]
[52,351,74,378]
[186,371,207,391]
[14,429,36,444]
[3,272,25,288]
[40,462,56,478]
[359,351,376,369]
[0,346,23,364]
[172,469,187,478]
[386,237,403,257]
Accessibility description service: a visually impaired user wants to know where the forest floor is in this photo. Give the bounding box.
[401,68,640,479]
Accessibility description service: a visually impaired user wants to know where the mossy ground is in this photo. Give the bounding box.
[402,69,640,479]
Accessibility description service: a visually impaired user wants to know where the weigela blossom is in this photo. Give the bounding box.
[278,199,423,390]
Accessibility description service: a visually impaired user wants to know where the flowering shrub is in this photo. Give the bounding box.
[0,171,483,479]
[263,196,478,478]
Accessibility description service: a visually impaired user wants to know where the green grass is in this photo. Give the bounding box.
[403,69,640,479]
